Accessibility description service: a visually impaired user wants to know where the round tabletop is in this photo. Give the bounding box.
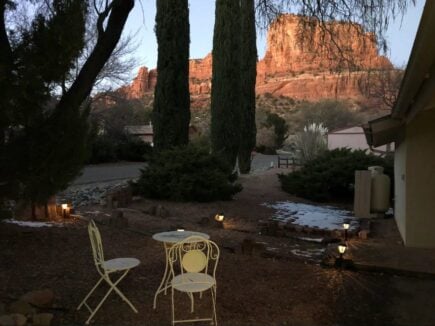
[152,230,210,243]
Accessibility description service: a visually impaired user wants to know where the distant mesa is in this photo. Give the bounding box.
[118,14,392,103]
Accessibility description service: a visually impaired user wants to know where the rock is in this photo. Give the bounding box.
[119,14,392,104]
[108,210,128,228]
[0,315,14,326]
[198,217,210,226]
[10,314,26,326]
[8,301,34,316]
[358,229,370,240]
[155,205,170,218]
[20,289,54,308]
[32,313,54,326]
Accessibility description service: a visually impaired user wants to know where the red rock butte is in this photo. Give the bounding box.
[119,14,392,103]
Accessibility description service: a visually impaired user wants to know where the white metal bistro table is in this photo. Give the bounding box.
[152,230,210,309]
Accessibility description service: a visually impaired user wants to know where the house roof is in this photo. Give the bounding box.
[364,0,435,146]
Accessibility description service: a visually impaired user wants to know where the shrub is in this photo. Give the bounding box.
[294,123,328,163]
[117,136,153,162]
[87,132,153,164]
[87,135,118,164]
[135,144,242,202]
[279,148,393,202]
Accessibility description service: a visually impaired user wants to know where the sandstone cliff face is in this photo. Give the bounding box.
[120,14,392,102]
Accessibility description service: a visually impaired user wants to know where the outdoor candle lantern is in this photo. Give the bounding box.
[338,243,347,259]
[343,222,350,241]
[215,213,224,222]
[61,203,70,218]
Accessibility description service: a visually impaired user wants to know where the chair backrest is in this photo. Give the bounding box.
[88,220,105,273]
[168,235,220,279]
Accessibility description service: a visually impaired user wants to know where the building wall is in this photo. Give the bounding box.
[328,126,390,152]
[403,109,435,247]
[394,135,407,242]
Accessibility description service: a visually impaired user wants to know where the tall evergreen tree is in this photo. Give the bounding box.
[152,0,190,151]
[238,0,257,174]
[0,0,134,217]
[210,0,242,168]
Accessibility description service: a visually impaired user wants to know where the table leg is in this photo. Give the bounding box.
[153,242,171,309]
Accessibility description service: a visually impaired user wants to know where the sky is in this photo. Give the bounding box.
[123,0,425,75]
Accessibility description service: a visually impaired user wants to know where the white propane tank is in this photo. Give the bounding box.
[368,166,391,213]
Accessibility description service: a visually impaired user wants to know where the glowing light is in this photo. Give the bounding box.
[215,213,224,222]
[338,244,347,255]
[343,222,350,230]
[61,204,68,210]
[177,229,185,232]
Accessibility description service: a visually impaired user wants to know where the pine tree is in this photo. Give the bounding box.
[153,0,190,151]
[210,0,242,168]
[238,0,257,173]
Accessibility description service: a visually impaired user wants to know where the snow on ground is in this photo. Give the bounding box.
[290,248,325,259]
[264,201,358,231]
[2,219,64,228]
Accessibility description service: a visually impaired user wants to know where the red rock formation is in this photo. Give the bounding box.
[119,14,392,103]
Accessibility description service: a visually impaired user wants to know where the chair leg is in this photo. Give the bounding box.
[187,292,194,313]
[171,287,175,326]
[81,270,138,325]
[77,276,104,310]
[108,270,138,313]
[211,286,217,326]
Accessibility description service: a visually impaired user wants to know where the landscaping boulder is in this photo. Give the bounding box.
[108,210,128,228]
[0,315,14,326]
[32,313,54,326]
[8,301,34,316]
[10,314,26,326]
[155,205,170,218]
[20,289,54,308]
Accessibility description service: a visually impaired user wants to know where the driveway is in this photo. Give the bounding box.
[73,162,146,185]
[72,154,280,185]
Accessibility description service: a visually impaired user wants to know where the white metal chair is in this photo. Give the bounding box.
[77,220,140,324]
[168,235,220,325]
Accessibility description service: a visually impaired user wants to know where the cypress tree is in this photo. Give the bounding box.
[210,0,242,168]
[153,0,190,151]
[238,0,257,173]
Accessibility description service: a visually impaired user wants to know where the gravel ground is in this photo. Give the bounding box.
[3,168,435,325]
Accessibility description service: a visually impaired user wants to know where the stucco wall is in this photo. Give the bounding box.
[402,109,435,247]
[394,136,407,242]
[328,127,390,152]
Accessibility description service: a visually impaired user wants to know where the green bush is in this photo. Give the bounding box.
[279,148,393,202]
[87,135,118,164]
[117,136,153,162]
[87,133,153,164]
[135,145,242,202]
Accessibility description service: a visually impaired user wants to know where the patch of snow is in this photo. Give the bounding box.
[3,219,63,228]
[290,248,325,259]
[263,201,358,231]
[297,237,323,243]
